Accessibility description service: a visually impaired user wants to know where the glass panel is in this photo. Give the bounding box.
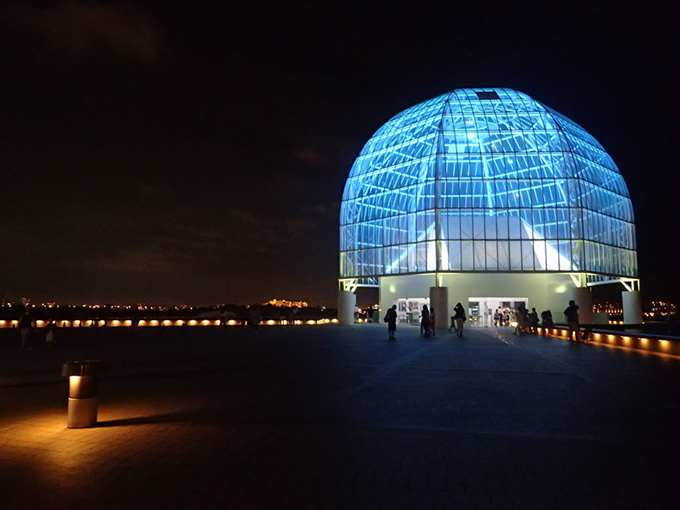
[546,240,560,270]
[417,242,427,272]
[497,240,510,270]
[473,211,486,239]
[558,240,571,271]
[485,215,497,240]
[533,240,546,270]
[449,241,461,270]
[508,210,521,239]
[460,210,473,238]
[485,241,498,270]
[339,89,637,278]
[461,240,474,270]
[509,241,522,270]
[473,241,486,270]
[522,240,534,270]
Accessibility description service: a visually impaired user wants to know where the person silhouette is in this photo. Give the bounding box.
[453,302,466,338]
[18,307,34,352]
[564,300,580,342]
[384,304,397,340]
[420,305,430,337]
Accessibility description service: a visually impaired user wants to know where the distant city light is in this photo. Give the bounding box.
[266,299,309,308]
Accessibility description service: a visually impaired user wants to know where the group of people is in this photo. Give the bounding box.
[354,306,378,323]
[382,299,583,342]
[509,305,539,336]
[492,307,514,327]
[449,303,467,337]
[510,300,583,342]
[15,306,56,352]
[383,302,467,340]
[419,304,436,337]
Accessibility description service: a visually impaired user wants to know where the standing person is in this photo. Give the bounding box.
[453,302,466,338]
[250,306,262,330]
[132,307,141,331]
[420,305,430,337]
[429,308,436,336]
[45,320,56,349]
[367,306,374,323]
[541,310,554,335]
[384,304,397,340]
[564,300,580,342]
[514,305,525,335]
[18,307,34,352]
[448,315,456,333]
[529,307,539,334]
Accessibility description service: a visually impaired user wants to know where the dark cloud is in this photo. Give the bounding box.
[1,1,164,62]
[292,148,325,167]
[89,245,175,274]
[229,210,320,252]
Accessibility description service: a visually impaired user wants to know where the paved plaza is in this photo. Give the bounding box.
[1,323,679,509]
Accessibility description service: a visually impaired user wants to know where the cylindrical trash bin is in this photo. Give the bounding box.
[61,360,104,428]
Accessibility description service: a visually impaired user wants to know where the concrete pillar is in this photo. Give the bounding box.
[337,290,356,325]
[429,287,449,331]
[570,287,593,324]
[622,291,643,324]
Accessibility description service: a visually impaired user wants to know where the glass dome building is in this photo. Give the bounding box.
[339,88,640,326]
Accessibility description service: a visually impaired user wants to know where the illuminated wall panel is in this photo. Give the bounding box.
[340,88,637,279]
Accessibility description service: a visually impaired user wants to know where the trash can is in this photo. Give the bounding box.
[61,360,104,428]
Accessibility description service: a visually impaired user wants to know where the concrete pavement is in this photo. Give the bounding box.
[1,324,679,509]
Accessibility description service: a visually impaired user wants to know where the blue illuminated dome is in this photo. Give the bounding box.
[340,88,637,282]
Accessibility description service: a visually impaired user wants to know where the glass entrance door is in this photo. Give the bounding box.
[396,297,430,324]
[468,297,528,327]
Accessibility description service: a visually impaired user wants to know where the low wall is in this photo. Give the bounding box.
[539,326,680,358]
[0,318,338,328]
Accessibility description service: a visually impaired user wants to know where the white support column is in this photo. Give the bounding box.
[429,287,449,331]
[622,291,643,324]
[570,287,593,325]
[337,290,357,325]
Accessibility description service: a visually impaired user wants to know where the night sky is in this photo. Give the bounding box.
[1,1,677,307]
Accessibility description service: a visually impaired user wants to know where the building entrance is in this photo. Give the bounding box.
[468,297,528,327]
[396,297,430,324]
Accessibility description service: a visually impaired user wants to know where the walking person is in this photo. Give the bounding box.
[384,304,397,340]
[420,305,431,337]
[429,308,436,336]
[453,302,466,337]
[564,300,580,343]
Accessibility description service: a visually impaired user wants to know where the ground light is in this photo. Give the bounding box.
[61,361,104,428]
